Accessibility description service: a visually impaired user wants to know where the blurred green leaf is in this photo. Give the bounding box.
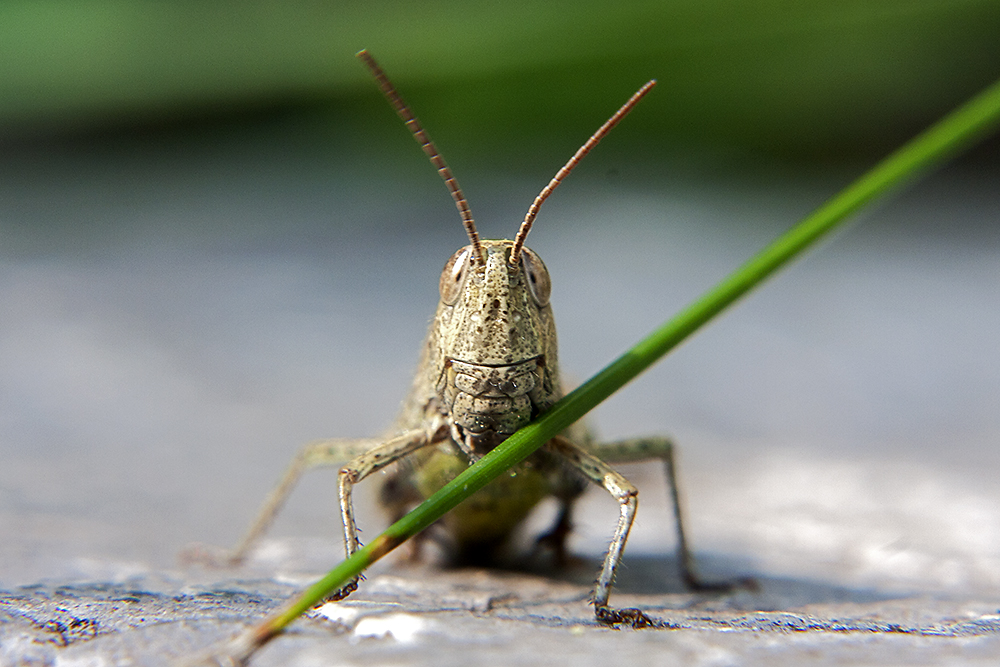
[1,0,998,158]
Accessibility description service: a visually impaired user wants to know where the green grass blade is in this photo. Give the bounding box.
[202,74,1000,663]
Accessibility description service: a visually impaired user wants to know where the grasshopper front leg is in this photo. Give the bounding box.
[333,421,448,556]
[548,434,734,627]
[590,436,745,593]
[582,436,704,591]
[326,424,448,598]
[546,435,662,627]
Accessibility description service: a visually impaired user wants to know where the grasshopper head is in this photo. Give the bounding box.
[437,240,551,363]
[432,239,559,458]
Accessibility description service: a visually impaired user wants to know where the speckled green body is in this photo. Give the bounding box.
[409,447,553,550]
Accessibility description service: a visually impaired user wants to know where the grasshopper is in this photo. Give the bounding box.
[189,51,725,628]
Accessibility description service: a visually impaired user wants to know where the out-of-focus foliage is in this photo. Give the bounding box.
[0,0,998,159]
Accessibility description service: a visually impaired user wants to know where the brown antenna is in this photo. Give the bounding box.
[357,50,485,265]
[509,80,657,266]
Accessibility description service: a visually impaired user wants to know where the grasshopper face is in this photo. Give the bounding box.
[431,240,560,459]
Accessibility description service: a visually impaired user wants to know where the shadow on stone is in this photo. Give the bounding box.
[493,549,902,611]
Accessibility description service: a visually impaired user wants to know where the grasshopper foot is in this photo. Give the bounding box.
[323,576,360,602]
[595,605,676,629]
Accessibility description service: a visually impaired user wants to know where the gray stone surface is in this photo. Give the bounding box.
[3,565,1000,666]
[1,122,998,665]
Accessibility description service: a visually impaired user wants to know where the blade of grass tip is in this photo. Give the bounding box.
[193,75,1000,665]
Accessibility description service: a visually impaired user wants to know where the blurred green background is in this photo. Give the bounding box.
[1,0,998,161]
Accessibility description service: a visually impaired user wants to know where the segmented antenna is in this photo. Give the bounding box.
[357,50,485,265]
[509,80,657,266]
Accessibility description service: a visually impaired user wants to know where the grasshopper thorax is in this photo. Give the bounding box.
[433,240,559,459]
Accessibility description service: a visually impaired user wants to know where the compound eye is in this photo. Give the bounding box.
[520,247,551,306]
[439,246,472,305]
